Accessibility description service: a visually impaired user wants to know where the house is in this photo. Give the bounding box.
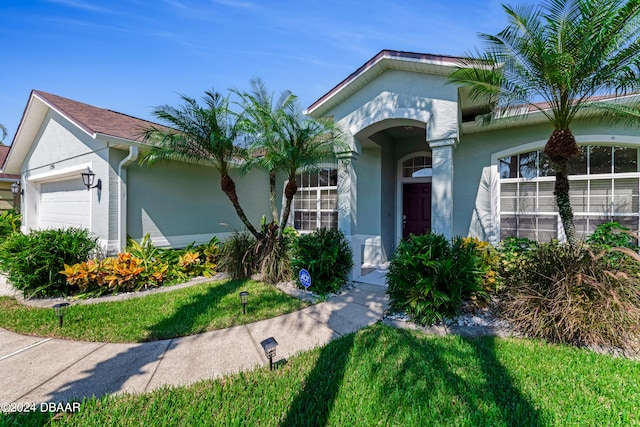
[0,146,20,212]
[3,90,272,254]
[4,50,640,283]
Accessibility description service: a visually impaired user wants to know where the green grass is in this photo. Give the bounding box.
[4,324,639,426]
[0,279,308,343]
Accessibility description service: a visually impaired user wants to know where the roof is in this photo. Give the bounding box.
[28,90,162,142]
[0,145,19,180]
[307,50,463,117]
[3,90,169,174]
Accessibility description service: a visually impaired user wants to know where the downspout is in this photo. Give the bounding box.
[118,146,139,251]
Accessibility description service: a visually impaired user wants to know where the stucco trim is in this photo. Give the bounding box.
[28,162,92,182]
[145,232,233,248]
[490,135,640,165]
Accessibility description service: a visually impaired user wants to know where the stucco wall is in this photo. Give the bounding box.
[331,69,458,151]
[454,119,640,241]
[126,160,272,247]
[357,147,382,236]
[21,110,110,242]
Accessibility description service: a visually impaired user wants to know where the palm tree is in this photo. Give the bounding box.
[235,78,296,223]
[449,0,640,247]
[238,80,345,238]
[274,102,344,236]
[141,90,262,240]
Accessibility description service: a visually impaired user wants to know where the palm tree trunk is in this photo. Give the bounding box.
[221,174,263,240]
[553,161,577,248]
[278,180,297,237]
[544,129,580,249]
[269,171,278,223]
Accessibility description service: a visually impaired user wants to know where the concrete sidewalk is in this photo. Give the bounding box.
[0,283,388,405]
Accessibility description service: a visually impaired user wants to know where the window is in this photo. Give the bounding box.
[402,156,432,177]
[293,167,338,231]
[498,146,640,241]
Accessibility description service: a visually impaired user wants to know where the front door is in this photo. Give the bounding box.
[402,183,431,238]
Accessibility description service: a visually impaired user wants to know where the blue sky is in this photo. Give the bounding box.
[1,0,528,142]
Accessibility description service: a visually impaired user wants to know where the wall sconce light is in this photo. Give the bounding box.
[239,291,249,314]
[81,167,102,191]
[260,337,278,371]
[52,302,70,327]
[10,181,23,196]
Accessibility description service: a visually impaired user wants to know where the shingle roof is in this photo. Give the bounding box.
[32,90,164,142]
[0,145,18,179]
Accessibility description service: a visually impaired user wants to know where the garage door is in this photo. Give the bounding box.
[40,178,90,230]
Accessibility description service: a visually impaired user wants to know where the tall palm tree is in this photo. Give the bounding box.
[141,90,262,240]
[238,80,345,238]
[275,102,344,236]
[449,0,640,247]
[235,78,296,223]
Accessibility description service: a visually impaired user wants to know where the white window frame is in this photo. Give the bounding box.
[492,136,640,241]
[290,163,339,232]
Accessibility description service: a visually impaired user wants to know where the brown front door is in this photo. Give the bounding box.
[403,183,431,238]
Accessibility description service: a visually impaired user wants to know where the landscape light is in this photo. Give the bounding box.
[239,291,249,314]
[260,337,278,371]
[52,303,70,327]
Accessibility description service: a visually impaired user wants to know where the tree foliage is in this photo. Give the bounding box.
[449,0,640,247]
[237,78,344,238]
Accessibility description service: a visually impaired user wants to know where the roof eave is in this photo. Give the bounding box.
[307,50,462,118]
[4,92,101,174]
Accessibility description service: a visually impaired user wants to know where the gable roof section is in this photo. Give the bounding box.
[0,145,19,181]
[4,90,166,174]
[28,90,159,142]
[307,50,462,118]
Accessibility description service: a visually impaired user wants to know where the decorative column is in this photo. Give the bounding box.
[337,150,359,278]
[429,138,455,240]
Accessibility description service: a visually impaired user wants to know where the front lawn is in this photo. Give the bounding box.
[0,279,309,343]
[4,324,639,426]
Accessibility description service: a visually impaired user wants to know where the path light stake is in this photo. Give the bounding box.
[260,337,278,371]
[52,303,70,327]
[239,291,249,315]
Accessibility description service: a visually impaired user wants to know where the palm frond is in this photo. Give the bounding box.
[140,89,240,176]
[449,0,640,130]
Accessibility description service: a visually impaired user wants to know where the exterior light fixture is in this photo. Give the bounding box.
[52,302,70,327]
[10,181,23,196]
[239,291,249,314]
[81,167,102,191]
[260,337,278,371]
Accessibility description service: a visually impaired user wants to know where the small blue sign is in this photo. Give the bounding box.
[299,269,311,288]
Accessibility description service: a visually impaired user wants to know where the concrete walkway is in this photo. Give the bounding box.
[0,282,389,405]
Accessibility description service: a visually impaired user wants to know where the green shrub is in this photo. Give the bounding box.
[459,237,501,292]
[497,236,539,278]
[126,234,162,268]
[587,221,639,249]
[386,232,487,326]
[0,209,21,240]
[0,228,98,297]
[290,228,353,295]
[126,234,220,284]
[498,241,640,351]
[220,231,259,280]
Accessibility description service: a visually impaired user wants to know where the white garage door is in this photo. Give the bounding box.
[40,178,90,230]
